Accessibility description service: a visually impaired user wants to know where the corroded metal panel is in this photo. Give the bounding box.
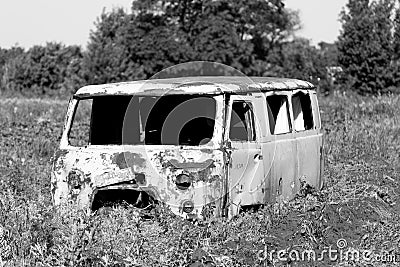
[262,138,297,203]
[74,76,315,98]
[51,146,226,220]
[51,95,227,220]
[295,133,323,190]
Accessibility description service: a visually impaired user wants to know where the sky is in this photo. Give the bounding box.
[285,0,348,45]
[0,0,348,49]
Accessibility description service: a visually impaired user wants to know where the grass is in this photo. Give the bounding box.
[0,93,400,266]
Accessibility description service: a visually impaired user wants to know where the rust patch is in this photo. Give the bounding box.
[176,82,211,88]
[98,179,139,190]
[200,148,213,154]
[197,171,220,183]
[168,159,214,170]
[113,152,146,169]
[142,88,186,94]
[53,149,69,171]
[54,149,69,159]
[68,170,82,189]
[67,169,92,188]
[135,173,146,185]
[100,153,107,161]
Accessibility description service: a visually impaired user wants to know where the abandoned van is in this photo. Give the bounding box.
[51,76,323,219]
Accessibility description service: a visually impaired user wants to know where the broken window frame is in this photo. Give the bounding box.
[290,90,315,132]
[228,100,257,142]
[310,91,322,130]
[64,95,224,148]
[62,97,80,148]
[265,92,292,136]
[68,97,93,147]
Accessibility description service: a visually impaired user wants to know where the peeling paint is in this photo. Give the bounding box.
[135,173,146,185]
[112,152,146,169]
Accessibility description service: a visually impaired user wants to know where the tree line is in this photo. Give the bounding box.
[0,0,398,96]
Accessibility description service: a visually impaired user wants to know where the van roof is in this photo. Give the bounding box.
[74,76,315,97]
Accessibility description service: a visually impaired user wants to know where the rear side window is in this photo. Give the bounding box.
[266,95,291,135]
[292,92,314,131]
[229,101,256,141]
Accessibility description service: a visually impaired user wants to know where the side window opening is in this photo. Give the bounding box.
[229,101,256,141]
[69,99,92,147]
[292,92,314,131]
[266,95,291,135]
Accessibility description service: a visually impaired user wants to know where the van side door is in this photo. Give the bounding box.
[225,95,265,217]
[291,90,323,190]
[263,92,297,202]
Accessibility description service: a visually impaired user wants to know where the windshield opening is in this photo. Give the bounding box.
[69,95,216,146]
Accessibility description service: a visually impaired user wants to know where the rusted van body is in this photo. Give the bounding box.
[51,77,323,219]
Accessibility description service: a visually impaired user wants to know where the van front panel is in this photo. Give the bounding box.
[51,94,227,219]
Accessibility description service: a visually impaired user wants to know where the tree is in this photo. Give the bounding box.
[390,4,400,89]
[83,0,300,82]
[318,42,338,68]
[267,38,325,85]
[393,3,400,60]
[0,46,24,91]
[337,0,395,94]
[2,43,83,95]
[82,8,145,85]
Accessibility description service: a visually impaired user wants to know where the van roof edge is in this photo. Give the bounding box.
[75,76,315,97]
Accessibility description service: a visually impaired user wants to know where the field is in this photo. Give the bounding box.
[0,93,400,266]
